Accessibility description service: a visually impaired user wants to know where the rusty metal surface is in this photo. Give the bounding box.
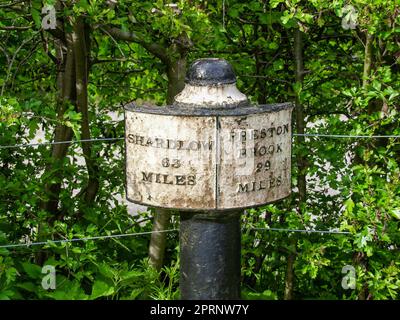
[125,105,293,211]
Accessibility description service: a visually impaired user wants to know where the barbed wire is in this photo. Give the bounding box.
[0,226,351,250]
[1,133,400,149]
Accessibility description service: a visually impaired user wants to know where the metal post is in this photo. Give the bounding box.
[179,210,241,300]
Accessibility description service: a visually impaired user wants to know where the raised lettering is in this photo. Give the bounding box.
[163,174,173,184]
[142,172,153,182]
[127,134,135,143]
[283,123,289,134]
[175,175,186,185]
[187,175,196,185]
[238,183,249,193]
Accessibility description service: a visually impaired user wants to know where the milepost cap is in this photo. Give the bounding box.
[185,58,237,86]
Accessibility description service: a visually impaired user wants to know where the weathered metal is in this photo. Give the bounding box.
[179,210,241,300]
[124,59,293,211]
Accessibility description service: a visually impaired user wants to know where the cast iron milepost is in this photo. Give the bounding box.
[125,58,293,300]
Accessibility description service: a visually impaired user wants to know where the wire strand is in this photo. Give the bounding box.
[0,227,351,249]
[0,229,179,249]
[0,137,123,149]
[250,227,351,235]
[1,133,400,149]
[294,133,400,139]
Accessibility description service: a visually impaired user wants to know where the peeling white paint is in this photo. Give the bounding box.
[174,83,247,108]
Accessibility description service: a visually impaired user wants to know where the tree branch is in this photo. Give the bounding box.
[0,25,32,30]
[101,26,169,64]
[0,0,26,8]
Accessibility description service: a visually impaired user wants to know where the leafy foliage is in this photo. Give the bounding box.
[0,0,399,300]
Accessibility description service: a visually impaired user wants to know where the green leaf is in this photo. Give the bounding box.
[344,198,355,215]
[47,278,88,300]
[228,8,239,18]
[120,270,143,282]
[129,288,144,299]
[372,80,381,91]
[293,81,302,95]
[30,8,41,29]
[5,267,18,285]
[270,0,285,9]
[96,263,115,279]
[16,282,36,293]
[91,280,115,299]
[66,110,81,121]
[281,12,294,25]
[242,289,277,300]
[21,262,42,279]
[268,42,279,50]
[0,290,14,300]
[389,209,400,220]
[78,0,89,10]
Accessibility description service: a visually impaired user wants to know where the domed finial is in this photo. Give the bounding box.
[186,58,236,86]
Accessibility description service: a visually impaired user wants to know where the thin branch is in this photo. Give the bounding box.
[0,0,26,8]
[107,68,145,74]
[11,39,41,90]
[40,31,59,65]
[1,31,40,96]
[90,58,139,65]
[101,26,169,64]
[0,43,10,65]
[100,27,126,58]
[239,74,291,84]
[0,25,32,30]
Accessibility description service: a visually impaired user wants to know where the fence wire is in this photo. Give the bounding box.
[0,226,351,250]
[1,133,400,149]
[294,133,400,139]
[0,131,388,249]
[0,131,389,248]
[0,137,124,149]
[0,229,178,249]
[250,227,351,235]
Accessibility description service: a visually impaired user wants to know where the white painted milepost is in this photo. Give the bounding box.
[125,88,292,210]
[124,58,293,300]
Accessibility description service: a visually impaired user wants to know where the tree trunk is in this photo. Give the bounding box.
[363,33,373,89]
[148,56,186,271]
[284,28,306,300]
[166,56,186,104]
[40,32,75,216]
[148,208,172,271]
[36,32,75,265]
[294,28,307,205]
[72,16,99,207]
[354,31,374,300]
[284,244,296,300]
